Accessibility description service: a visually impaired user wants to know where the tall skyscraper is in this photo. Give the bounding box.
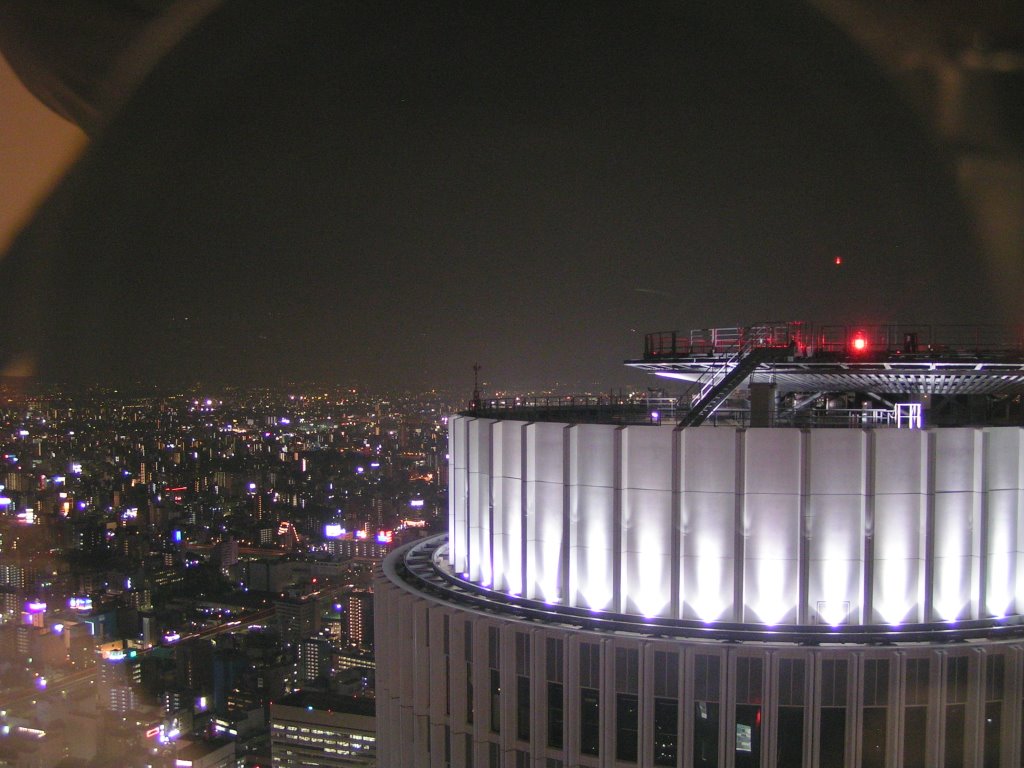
[377,323,1024,767]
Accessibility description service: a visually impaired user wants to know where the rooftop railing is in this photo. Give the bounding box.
[643,322,1024,360]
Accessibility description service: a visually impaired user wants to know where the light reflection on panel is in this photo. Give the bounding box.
[744,429,801,625]
[622,426,674,617]
[807,430,865,626]
[449,415,469,573]
[493,421,524,595]
[526,422,566,603]
[681,428,737,621]
[872,430,927,624]
[983,429,1023,618]
[467,419,494,585]
[932,429,981,621]
[569,424,616,611]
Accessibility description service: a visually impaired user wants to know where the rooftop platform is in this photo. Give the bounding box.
[626,322,1024,396]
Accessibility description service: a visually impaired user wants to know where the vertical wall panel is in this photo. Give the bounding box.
[680,427,738,621]
[621,425,675,617]
[493,421,524,594]
[983,428,1023,617]
[449,415,470,573]
[872,430,928,624]
[525,422,567,602]
[806,429,867,625]
[568,423,618,610]
[932,428,982,621]
[467,418,494,583]
[744,428,802,625]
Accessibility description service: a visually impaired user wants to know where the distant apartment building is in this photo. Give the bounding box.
[270,691,375,768]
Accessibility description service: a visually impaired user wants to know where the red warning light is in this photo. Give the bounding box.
[851,333,868,353]
[834,256,842,266]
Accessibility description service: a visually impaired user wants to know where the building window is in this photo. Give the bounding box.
[546,637,564,749]
[902,657,929,768]
[489,627,501,734]
[819,659,847,768]
[776,657,805,768]
[466,621,475,725]
[734,656,763,768]
[465,732,474,768]
[861,659,889,768]
[444,615,451,716]
[615,647,640,762]
[694,653,721,767]
[516,632,530,742]
[983,654,1004,768]
[945,655,969,768]
[488,742,499,768]
[653,650,679,766]
[580,642,601,756]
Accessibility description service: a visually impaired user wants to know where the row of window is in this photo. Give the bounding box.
[435,618,1021,767]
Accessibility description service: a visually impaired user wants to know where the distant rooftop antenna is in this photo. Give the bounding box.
[471,363,482,411]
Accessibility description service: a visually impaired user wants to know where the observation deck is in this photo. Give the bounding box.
[626,322,1024,396]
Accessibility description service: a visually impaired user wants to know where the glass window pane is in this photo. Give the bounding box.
[653,698,678,767]
[693,700,720,767]
[819,708,845,768]
[776,706,804,768]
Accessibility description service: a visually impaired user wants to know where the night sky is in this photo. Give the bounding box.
[0,1,1004,392]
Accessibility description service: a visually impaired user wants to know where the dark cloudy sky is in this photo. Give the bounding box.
[0,0,1009,391]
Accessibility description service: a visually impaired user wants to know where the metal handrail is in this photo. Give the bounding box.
[644,323,1024,360]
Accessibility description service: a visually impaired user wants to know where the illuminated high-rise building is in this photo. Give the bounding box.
[378,323,1024,767]
[344,591,374,651]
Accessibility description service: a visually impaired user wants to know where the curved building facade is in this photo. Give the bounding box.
[377,325,1024,768]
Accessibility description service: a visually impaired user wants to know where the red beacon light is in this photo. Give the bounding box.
[851,332,868,353]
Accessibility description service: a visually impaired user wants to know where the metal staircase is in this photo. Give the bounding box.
[679,343,793,427]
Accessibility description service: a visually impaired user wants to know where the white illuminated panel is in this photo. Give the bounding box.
[467,418,494,585]
[621,425,674,617]
[932,428,982,621]
[568,424,617,611]
[743,429,801,625]
[493,421,524,595]
[449,415,470,573]
[872,430,927,624]
[681,427,738,622]
[525,422,566,602]
[807,430,866,626]
[983,428,1023,617]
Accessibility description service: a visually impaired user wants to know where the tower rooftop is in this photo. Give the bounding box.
[626,322,1024,395]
